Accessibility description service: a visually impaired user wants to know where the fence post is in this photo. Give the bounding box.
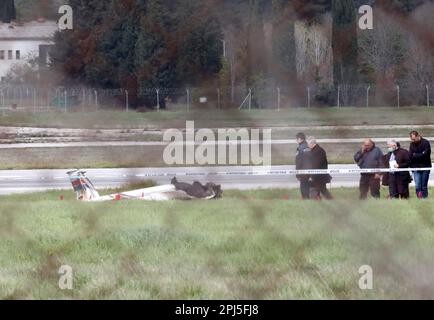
[156,88,160,111]
[64,90,67,113]
[396,85,401,108]
[33,88,36,113]
[427,85,430,108]
[248,88,252,111]
[307,86,311,108]
[82,89,86,112]
[125,90,129,112]
[1,90,4,116]
[366,86,370,108]
[277,87,281,111]
[46,88,49,110]
[26,88,29,108]
[217,88,221,109]
[186,88,190,112]
[337,85,340,108]
[19,87,22,108]
[94,90,98,111]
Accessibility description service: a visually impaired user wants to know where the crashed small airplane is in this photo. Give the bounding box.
[67,170,222,202]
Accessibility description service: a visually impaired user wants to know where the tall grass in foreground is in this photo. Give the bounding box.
[1,188,434,299]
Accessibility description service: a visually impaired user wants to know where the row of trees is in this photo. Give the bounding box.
[1,0,16,23]
[215,0,433,107]
[49,0,223,107]
[6,0,434,108]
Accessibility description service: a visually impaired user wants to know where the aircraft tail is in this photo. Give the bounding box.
[67,170,100,201]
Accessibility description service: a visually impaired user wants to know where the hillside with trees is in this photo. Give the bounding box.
[4,0,434,108]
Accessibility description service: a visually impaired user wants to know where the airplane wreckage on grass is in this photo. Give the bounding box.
[67,170,223,202]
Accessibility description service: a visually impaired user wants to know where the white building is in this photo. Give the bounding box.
[0,20,58,81]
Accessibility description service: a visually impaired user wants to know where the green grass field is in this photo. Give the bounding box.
[1,188,434,299]
[1,107,433,129]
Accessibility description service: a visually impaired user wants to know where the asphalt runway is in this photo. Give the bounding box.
[0,165,433,195]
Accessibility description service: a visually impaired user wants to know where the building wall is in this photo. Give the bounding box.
[0,39,54,79]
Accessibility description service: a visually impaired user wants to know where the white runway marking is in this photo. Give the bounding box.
[0,137,433,149]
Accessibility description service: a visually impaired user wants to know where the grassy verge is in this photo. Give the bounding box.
[1,188,434,299]
[0,143,374,169]
[271,128,434,140]
[0,107,433,129]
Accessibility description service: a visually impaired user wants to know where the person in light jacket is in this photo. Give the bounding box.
[306,137,333,200]
[382,140,412,199]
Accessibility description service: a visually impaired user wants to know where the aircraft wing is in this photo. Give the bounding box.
[67,170,219,202]
[103,185,194,202]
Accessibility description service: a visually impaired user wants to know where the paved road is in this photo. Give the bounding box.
[0,165,433,195]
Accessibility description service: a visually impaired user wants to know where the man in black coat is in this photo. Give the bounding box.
[382,140,412,199]
[295,132,312,199]
[409,131,432,199]
[306,137,333,200]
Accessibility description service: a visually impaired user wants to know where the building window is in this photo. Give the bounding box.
[8,50,13,60]
[0,50,4,60]
[16,50,20,60]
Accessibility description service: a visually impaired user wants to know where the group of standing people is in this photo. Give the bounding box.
[295,133,333,200]
[353,131,431,200]
[295,131,432,200]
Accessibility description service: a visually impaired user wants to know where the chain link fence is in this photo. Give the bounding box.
[0,83,432,113]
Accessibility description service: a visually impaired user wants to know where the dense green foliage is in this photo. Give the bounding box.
[1,0,16,23]
[49,0,222,107]
[8,0,434,108]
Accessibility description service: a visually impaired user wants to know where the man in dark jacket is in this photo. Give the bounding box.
[307,137,333,200]
[354,139,383,199]
[295,132,312,199]
[409,131,432,199]
[382,140,412,199]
